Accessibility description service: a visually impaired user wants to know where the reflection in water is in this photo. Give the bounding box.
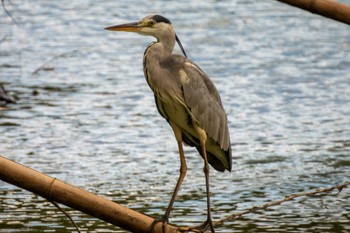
[1,0,350,232]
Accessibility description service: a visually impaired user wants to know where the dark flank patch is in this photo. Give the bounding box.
[151,15,171,24]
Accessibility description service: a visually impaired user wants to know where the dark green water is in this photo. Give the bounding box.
[1,1,350,232]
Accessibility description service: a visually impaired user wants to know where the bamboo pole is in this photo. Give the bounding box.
[276,0,350,25]
[0,155,178,233]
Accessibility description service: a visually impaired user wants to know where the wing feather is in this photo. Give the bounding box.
[159,55,232,171]
[181,61,230,150]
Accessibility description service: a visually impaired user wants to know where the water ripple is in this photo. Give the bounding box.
[1,0,350,232]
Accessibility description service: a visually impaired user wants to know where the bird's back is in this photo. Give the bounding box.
[155,55,232,172]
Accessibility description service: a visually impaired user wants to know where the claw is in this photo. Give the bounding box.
[149,215,169,233]
[189,219,215,233]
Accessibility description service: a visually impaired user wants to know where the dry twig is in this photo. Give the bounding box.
[0,84,16,104]
[32,50,78,75]
[49,200,81,233]
[214,181,350,226]
[175,181,350,232]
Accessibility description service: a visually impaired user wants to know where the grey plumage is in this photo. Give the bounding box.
[148,53,232,172]
[105,14,232,232]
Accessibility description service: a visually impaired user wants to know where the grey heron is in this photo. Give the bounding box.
[105,15,232,232]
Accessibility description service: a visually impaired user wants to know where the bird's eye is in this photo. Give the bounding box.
[148,21,155,27]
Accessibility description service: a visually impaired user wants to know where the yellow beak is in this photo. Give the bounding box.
[104,22,141,32]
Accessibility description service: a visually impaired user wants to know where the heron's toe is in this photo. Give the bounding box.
[149,215,169,233]
[189,219,215,233]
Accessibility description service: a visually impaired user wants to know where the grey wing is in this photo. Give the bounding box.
[181,60,230,151]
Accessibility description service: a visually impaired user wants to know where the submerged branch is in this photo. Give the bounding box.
[32,50,78,75]
[1,0,18,25]
[0,84,17,104]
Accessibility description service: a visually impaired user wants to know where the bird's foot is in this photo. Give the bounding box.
[149,215,169,233]
[189,219,215,233]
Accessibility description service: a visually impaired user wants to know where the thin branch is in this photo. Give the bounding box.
[0,84,17,104]
[32,50,78,75]
[1,0,18,25]
[213,181,350,226]
[49,200,81,233]
[176,181,350,232]
[1,35,8,44]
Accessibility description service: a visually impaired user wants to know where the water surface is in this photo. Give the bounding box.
[1,1,350,232]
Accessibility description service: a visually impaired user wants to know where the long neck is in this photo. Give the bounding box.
[143,35,175,91]
[143,24,176,64]
[144,38,175,63]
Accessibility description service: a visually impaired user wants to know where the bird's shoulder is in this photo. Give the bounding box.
[160,54,222,105]
[161,54,230,150]
[159,54,186,72]
[184,60,222,105]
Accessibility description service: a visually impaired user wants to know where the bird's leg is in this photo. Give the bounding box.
[200,147,215,233]
[163,136,187,220]
[149,123,187,233]
[192,126,215,233]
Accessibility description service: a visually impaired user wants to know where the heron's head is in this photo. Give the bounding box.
[105,15,174,39]
[105,14,187,57]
